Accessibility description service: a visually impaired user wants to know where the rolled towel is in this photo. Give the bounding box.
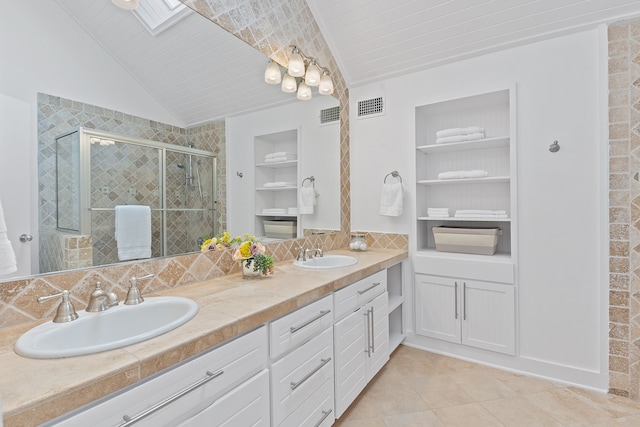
[0,198,17,276]
[438,170,488,180]
[115,205,152,261]
[436,126,485,138]
[435,132,485,144]
[379,182,403,217]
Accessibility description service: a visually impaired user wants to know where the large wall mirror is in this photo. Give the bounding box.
[0,0,341,279]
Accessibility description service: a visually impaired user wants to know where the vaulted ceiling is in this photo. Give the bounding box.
[55,0,640,126]
[308,0,640,86]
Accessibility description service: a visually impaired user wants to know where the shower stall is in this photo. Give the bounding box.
[54,127,217,267]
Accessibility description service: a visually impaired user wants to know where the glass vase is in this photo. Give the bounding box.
[241,258,261,279]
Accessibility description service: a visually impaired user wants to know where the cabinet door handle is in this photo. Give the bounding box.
[290,310,331,333]
[370,306,375,354]
[119,369,224,426]
[290,357,332,390]
[454,282,458,320]
[358,282,381,295]
[364,309,371,356]
[463,282,467,321]
[314,409,333,427]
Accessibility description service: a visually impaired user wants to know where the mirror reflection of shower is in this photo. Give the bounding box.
[177,143,204,221]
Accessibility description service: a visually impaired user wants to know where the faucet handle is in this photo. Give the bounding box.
[315,245,323,257]
[38,290,79,323]
[125,274,153,305]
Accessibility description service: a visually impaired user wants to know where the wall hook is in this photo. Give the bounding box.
[236,172,243,178]
[549,140,560,153]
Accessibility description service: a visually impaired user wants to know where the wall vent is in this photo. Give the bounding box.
[320,106,340,125]
[357,96,385,119]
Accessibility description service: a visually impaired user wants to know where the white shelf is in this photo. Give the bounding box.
[418,217,511,222]
[255,187,297,191]
[255,160,297,168]
[417,176,509,186]
[415,248,513,262]
[417,136,509,154]
[389,294,403,312]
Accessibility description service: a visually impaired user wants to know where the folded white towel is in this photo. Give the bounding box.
[455,213,509,219]
[438,170,488,180]
[265,152,296,159]
[435,132,485,144]
[263,182,295,188]
[262,208,287,214]
[427,208,450,213]
[436,126,485,138]
[379,182,403,217]
[264,156,296,163]
[456,209,506,215]
[299,186,316,215]
[427,213,450,218]
[115,205,152,261]
[0,198,17,276]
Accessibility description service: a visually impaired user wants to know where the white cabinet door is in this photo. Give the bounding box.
[365,292,389,381]
[415,274,515,355]
[462,280,515,355]
[415,274,461,343]
[179,370,270,426]
[333,307,367,418]
[334,291,389,418]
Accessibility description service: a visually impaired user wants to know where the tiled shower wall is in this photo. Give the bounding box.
[609,19,640,400]
[37,94,226,271]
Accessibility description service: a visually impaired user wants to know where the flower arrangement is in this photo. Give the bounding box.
[200,232,274,276]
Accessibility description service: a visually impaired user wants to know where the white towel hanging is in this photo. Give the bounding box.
[379,182,403,217]
[115,205,152,261]
[0,197,17,275]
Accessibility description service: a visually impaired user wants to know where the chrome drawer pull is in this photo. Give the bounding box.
[370,306,375,354]
[290,310,331,333]
[357,282,381,295]
[314,409,333,427]
[290,357,332,390]
[119,369,224,426]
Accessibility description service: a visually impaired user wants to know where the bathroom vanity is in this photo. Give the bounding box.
[0,248,407,427]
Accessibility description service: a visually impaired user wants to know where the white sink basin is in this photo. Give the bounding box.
[15,296,198,359]
[294,254,358,269]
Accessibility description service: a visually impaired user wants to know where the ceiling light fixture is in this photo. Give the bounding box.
[111,0,140,10]
[264,45,335,100]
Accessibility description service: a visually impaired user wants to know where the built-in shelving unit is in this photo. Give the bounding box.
[387,262,405,352]
[253,129,300,238]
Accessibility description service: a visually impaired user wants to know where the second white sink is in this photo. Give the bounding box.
[294,254,358,269]
[15,296,198,359]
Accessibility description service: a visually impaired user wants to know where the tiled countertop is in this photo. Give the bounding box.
[0,248,407,427]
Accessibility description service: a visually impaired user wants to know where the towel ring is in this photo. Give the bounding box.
[302,176,315,188]
[384,171,402,183]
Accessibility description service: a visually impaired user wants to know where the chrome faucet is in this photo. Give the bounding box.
[296,246,306,261]
[37,290,79,323]
[304,248,315,260]
[125,274,154,305]
[86,282,119,312]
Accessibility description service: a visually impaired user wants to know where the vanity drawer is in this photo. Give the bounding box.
[271,326,334,426]
[334,270,386,319]
[280,377,334,427]
[47,326,268,427]
[270,294,333,359]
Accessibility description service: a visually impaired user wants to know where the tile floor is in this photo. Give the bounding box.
[334,345,640,426]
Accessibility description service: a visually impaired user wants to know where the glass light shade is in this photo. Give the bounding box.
[318,73,334,95]
[264,60,282,84]
[297,81,312,101]
[111,0,139,10]
[288,52,305,77]
[281,73,297,93]
[305,62,321,87]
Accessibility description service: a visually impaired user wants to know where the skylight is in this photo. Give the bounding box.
[133,0,192,36]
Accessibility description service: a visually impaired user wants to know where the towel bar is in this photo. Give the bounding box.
[302,176,315,187]
[384,171,402,183]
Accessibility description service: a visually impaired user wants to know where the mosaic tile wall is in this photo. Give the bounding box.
[608,19,640,400]
[0,1,413,331]
[39,230,92,273]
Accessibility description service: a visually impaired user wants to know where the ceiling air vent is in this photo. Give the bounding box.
[320,106,340,125]
[357,96,385,119]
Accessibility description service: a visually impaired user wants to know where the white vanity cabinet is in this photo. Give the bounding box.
[333,270,389,418]
[268,294,335,426]
[45,326,268,427]
[415,274,515,355]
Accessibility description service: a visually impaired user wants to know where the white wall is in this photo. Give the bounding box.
[226,96,341,237]
[350,29,607,389]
